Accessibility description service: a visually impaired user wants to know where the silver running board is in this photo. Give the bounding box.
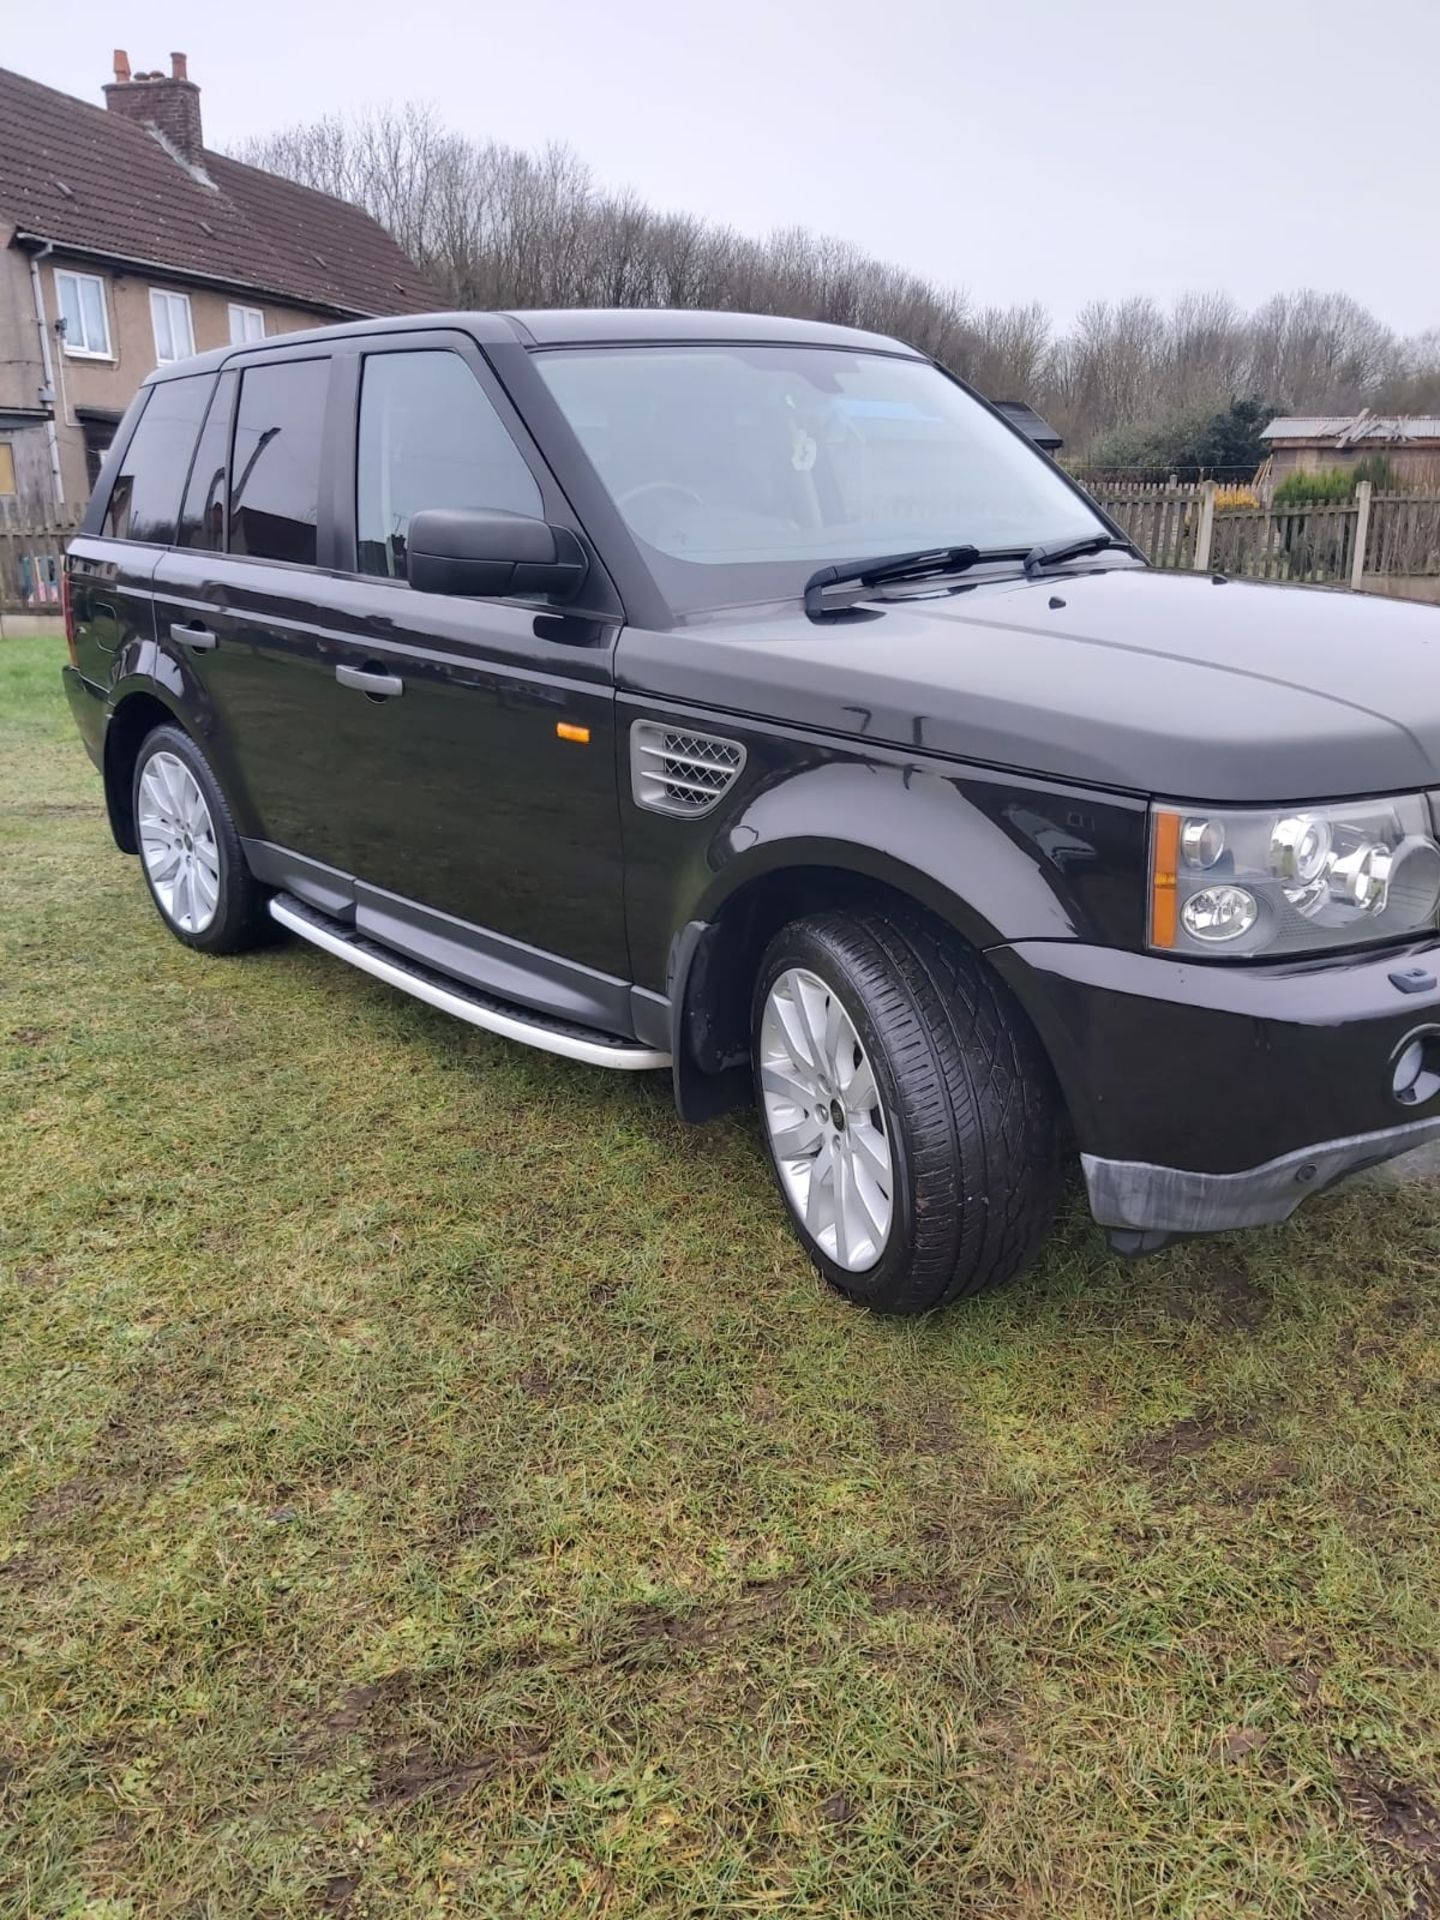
[269,895,670,1071]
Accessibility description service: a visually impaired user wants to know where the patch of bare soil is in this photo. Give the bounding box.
[1341,1763,1440,1908]
[370,1733,549,1811]
[600,1579,796,1664]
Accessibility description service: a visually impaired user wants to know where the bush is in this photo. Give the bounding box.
[1350,453,1402,492]
[1273,468,1354,506]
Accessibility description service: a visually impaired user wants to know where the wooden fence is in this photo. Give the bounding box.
[1088,479,1440,588]
[0,499,83,612]
[2,486,1438,610]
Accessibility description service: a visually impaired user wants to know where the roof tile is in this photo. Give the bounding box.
[0,65,439,317]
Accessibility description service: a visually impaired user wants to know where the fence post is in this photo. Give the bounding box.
[1192,481,1216,571]
[1350,481,1372,590]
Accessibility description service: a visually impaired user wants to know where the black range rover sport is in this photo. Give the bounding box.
[62,309,1440,1314]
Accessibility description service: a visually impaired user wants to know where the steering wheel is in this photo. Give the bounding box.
[617,480,704,515]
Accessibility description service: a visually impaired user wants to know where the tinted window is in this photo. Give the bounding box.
[179,370,237,550]
[356,351,542,577]
[230,358,330,565]
[101,375,214,544]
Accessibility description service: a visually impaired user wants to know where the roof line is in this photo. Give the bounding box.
[10,230,373,318]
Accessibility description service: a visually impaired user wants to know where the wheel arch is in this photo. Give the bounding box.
[103,687,188,854]
[668,854,1035,1123]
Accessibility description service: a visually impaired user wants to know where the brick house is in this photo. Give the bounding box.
[0,53,437,511]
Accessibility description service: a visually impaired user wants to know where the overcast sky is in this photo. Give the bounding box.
[8,0,1438,336]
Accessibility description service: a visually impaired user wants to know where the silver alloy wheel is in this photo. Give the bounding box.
[137,750,221,935]
[758,966,894,1272]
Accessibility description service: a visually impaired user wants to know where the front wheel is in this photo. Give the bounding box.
[752,910,1059,1314]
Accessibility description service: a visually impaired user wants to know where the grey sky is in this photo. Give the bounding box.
[7,0,1438,335]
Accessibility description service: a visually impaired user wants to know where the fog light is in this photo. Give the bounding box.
[1180,884,1258,943]
[1392,1030,1440,1107]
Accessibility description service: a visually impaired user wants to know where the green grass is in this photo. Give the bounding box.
[3,633,1439,1918]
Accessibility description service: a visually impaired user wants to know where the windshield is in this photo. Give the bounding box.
[533,343,1107,613]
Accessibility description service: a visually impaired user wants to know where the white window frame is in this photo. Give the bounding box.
[150,288,196,366]
[55,269,112,359]
[228,303,266,346]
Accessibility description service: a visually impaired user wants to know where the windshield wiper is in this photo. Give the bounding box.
[1022,533,1131,578]
[803,545,981,617]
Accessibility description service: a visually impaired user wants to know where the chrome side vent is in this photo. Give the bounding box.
[631,721,746,817]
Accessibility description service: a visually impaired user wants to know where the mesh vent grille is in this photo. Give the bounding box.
[631,721,746,817]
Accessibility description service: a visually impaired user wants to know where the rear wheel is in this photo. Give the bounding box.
[752,909,1059,1314]
[132,724,271,954]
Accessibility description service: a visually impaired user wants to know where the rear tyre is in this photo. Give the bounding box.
[752,909,1058,1314]
[132,724,270,954]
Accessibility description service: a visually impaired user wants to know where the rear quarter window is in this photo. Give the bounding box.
[100,374,215,545]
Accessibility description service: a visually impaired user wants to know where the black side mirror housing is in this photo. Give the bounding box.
[406,509,588,601]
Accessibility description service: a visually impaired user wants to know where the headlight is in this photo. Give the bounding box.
[1150,796,1440,957]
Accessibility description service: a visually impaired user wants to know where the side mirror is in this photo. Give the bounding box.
[406,508,588,601]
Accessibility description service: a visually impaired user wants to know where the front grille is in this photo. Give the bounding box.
[631,721,747,817]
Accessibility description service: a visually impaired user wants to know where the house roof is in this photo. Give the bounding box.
[0,66,438,318]
[1262,412,1440,446]
[993,399,1064,449]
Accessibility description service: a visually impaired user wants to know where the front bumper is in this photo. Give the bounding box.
[1083,1114,1440,1234]
[993,935,1440,1235]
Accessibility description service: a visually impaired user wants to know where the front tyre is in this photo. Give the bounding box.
[132,724,271,954]
[753,910,1058,1314]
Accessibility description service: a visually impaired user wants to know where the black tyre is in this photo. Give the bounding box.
[131,724,271,954]
[752,909,1058,1314]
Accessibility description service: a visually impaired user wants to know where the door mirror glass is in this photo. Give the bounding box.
[406,508,588,601]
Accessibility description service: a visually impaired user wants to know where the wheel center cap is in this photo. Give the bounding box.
[830,1098,846,1131]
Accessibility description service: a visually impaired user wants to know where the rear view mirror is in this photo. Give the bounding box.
[406,508,588,601]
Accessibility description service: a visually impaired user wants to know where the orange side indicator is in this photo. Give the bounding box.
[556,722,590,744]
[1150,808,1181,948]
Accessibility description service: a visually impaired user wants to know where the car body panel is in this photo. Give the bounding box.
[615,568,1440,803]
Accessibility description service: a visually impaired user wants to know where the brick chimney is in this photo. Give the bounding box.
[104,50,203,163]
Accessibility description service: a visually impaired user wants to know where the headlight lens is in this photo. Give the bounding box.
[1150,795,1440,956]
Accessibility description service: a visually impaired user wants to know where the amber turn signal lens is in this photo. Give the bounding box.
[555,722,590,744]
[1150,808,1181,948]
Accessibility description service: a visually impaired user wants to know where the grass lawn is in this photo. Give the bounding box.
[3,632,1439,1918]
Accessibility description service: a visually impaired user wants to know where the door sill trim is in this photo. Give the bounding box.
[269,894,670,1071]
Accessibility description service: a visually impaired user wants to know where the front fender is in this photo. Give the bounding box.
[665,753,1147,973]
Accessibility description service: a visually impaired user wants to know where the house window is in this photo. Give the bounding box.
[228,304,266,345]
[0,444,15,496]
[55,269,112,358]
[150,289,196,366]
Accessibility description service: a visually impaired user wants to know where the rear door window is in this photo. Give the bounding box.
[100,374,214,544]
[355,350,542,577]
[229,358,331,565]
[178,369,237,550]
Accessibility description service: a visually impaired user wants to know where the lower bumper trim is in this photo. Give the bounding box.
[1083,1113,1440,1234]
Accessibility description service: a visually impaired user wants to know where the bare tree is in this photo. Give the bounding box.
[236,107,1427,455]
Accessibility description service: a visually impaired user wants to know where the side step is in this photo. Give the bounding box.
[269,894,670,1071]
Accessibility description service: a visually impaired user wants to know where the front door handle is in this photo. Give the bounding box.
[336,663,404,698]
[170,620,217,651]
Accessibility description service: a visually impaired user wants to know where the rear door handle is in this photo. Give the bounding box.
[335,662,404,698]
[170,621,217,651]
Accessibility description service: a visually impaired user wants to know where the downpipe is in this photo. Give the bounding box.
[26,240,66,506]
